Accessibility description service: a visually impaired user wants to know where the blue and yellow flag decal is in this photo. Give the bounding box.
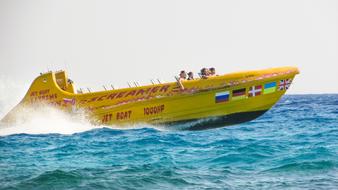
[264,82,277,94]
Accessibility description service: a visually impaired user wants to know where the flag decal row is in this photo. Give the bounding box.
[215,79,292,103]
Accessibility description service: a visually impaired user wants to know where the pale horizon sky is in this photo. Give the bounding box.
[1,0,337,94]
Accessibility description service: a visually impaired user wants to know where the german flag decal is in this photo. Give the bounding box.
[232,88,246,100]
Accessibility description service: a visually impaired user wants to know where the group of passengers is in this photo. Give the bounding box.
[179,67,217,81]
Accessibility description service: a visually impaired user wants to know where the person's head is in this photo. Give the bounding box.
[180,70,187,79]
[209,67,216,75]
[205,68,211,76]
[201,68,207,75]
[188,72,194,78]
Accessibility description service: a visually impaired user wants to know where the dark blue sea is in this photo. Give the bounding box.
[1,95,338,190]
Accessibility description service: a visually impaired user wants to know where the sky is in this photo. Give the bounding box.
[0,0,337,94]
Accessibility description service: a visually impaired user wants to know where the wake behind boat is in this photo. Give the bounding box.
[1,67,299,130]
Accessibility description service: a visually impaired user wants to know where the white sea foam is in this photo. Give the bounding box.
[0,105,105,136]
[0,77,27,119]
[0,77,103,136]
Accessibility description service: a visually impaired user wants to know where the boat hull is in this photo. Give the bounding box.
[163,110,268,130]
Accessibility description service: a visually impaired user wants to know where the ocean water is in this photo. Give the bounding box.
[1,94,338,190]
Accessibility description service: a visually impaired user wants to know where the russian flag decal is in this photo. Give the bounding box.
[215,91,230,103]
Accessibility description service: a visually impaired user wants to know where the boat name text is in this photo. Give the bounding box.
[79,85,171,104]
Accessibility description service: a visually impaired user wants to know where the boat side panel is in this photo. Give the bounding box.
[95,74,294,127]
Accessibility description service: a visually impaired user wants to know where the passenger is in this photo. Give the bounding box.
[179,70,187,80]
[200,68,209,79]
[209,67,216,76]
[187,72,194,80]
[203,68,212,77]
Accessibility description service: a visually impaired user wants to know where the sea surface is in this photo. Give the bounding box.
[0,95,338,190]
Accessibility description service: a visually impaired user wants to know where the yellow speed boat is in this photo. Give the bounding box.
[1,67,299,130]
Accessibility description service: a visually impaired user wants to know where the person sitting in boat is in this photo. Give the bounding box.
[179,70,187,80]
[209,67,217,76]
[200,68,209,79]
[187,72,194,80]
